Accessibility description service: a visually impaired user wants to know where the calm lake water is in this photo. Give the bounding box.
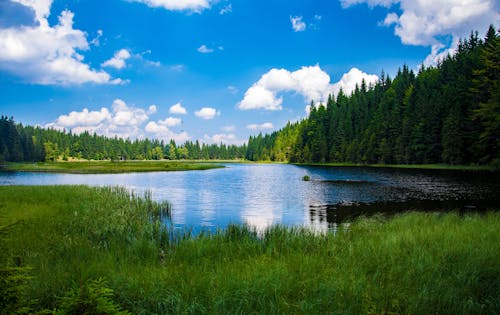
[1,164,499,232]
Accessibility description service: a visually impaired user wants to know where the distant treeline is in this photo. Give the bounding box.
[1,26,498,165]
[0,117,246,162]
[247,26,499,166]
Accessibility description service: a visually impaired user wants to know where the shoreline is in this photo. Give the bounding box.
[0,160,224,174]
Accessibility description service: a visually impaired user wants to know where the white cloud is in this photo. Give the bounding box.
[129,0,212,12]
[238,84,284,110]
[247,122,274,130]
[195,107,219,119]
[169,102,187,114]
[159,117,182,127]
[102,49,131,69]
[220,3,232,15]
[0,1,120,85]
[382,12,398,26]
[48,99,152,138]
[238,65,378,111]
[203,133,245,145]
[197,44,214,53]
[331,67,379,96]
[55,108,111,127]
[290,16,306,32]
[341,0,500,65]
[111,99,149,126]
[145,121,190,143]
[13,0,53,21]
[147,104,157,114]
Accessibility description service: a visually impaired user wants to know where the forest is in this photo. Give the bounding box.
[0,117,246,162]
[247,26,499,166]
[1,26,498,166]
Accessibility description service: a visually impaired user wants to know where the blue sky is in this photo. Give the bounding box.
[0,0,498,144]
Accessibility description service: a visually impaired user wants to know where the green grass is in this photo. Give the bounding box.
[1,160,224,174]
[1,186,499,314]
[295,162,499,171]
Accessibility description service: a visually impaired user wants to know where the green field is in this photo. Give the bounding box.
[1,185,498,314]
[1,160,224,174]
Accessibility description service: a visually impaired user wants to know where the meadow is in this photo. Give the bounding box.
[1,185,498,314]
[1,160,223,174]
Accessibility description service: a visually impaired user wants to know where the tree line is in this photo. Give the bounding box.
[247,26,499,166]
[0,117,246,162]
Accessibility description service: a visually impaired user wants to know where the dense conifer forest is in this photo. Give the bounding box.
[1,27,498,165]
[247,26,499,166]
[0,117,246,162]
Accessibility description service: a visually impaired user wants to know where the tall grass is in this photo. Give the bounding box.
[1,185,498,314]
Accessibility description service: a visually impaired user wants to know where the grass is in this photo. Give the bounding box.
[295,162,499,171]
[0,160,224,174]
[1,185,499,314]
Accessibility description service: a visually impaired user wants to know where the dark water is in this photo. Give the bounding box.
[0,164,498,232]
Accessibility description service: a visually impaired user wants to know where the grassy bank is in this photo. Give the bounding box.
[294,162,499,171]
[1,186,499,314]
[0,160,224,174]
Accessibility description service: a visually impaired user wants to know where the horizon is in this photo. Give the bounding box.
[1,0,498,145]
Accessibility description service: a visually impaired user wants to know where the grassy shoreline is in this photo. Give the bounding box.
[1,160,496,174]
[1,185,498,313]
[0,160,224,174]
[293,162,499,171]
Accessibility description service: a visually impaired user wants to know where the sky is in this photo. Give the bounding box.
[0,0,498,145]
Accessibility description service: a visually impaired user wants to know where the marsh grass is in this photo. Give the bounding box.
[0,185,498,314]
[1,160,224,174]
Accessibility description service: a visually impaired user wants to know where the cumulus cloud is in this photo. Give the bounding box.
[102,49,131,69]
[341,0,500,65]
[145,121,190,143]
[247,122,274,130]
[159,117,182,127]
[290,16,306,32]
[238,65,378,111]
[195,107,220,119]
[203,133,245,145]
[55,108,111,128]
[0,0,121,85]
[47,100,189,142]
[169,102,187,114]
[129,0,212,12]
[48,99,151,138]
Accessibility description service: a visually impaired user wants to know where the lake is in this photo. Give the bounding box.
[1,164,499,232]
